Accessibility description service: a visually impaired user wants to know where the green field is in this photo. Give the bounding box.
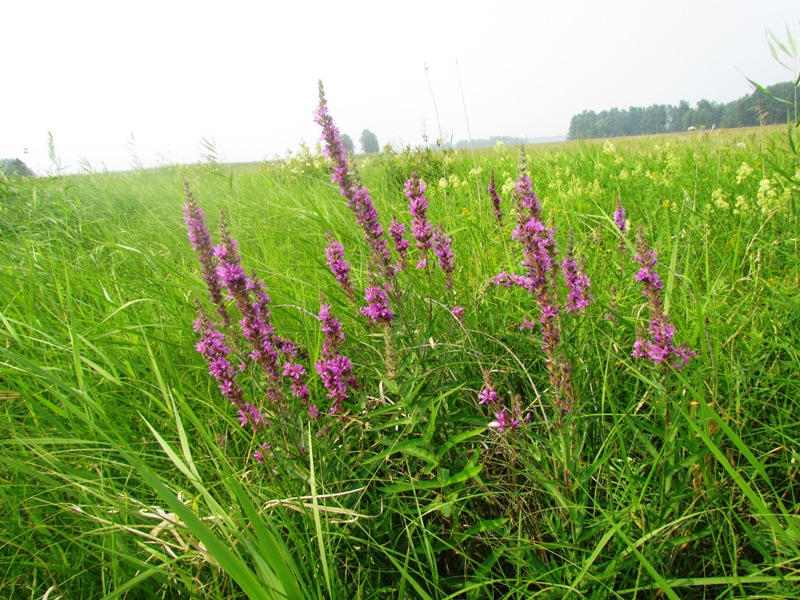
[1,116,799,598]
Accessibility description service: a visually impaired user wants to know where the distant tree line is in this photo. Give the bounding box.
[568,81,795,140]
[453,135,526,149]
[0,158,34,177]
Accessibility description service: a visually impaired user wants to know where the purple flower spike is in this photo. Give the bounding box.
[389,216,410,272]
[324,235,356,301]
[613,199,628,252]
[194,306,272,430]
[183,183,230,327]
[613,199,627,234]
[315,303,356,416]
[631,226,696,371]
[561,252,593,314]
[433,224,455,289]
[493,158,575,420]
[513,150,541,226]
[361,285,394,327]
[406,173,433,268]
[488,169,504,225]
[316,82,395,284]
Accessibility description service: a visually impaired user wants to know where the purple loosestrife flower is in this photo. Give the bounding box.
[513,150,541,227]
[183,184,230,327]
[318,303,345,353]
[561,242,593,314]
[488,169,504,225]
[314,81,353,193]
[613,198,627,234]
[389,216,409,272]
[493,407,521,434]
[631,226,696,370]
[315,304,355,416]
[324,235,356,301]
[450,305,465,323]
[315,82,395,284]
[282,361,309,401]
[214,222,285,401]
[613,198,628,252]
[433,224,455,289]
[478,386,501,406]
[253,443,271,465]
[361,285,394,327]
[494,164,575,421]
[405,173,433,269]
[193,306,267,429]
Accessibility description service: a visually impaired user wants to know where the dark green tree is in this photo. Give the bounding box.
[0,158,34,177]
[360,129,379,154]
[341,133,355,154]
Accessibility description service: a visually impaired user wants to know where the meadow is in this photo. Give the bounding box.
[1,91,799,598]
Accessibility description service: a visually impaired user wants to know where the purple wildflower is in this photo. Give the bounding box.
[494,162,574,420]
[493,407,521,434]
[282,361,309,400]
[488,169,504,225]
[316,354,353,415]
[253,443,271,465]
[315,82,395,284]
[613,198,627,234]
[478,387,501,406]
[193,306,267,429]
[389,216,410,272]
[315,303,356,416]
[631,226,696,370]
[183,184,230,327]
[405,173,433,269]
[613,199,628,252]
[318,303,345,352]
[433,224,455,289]
[514,149,541,226]
[324,235,356,301]
[361,285,394,327]
[451,306,465,322]
[561,251,592,314]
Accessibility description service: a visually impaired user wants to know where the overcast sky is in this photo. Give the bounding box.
[2,0,798,174]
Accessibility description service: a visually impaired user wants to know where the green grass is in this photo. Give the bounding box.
[1,122,799,598]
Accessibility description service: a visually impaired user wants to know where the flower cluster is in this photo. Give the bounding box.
[494,160,578,422]
[613,198,627,252]
[193,307,267,429]
[433,224,455,290]
[561,247,592,314]
[405,173,433,269]
[315,303,356,416]
[488,169,504,225]
[183,187,230,327]
[361,285,394,327]
[324,235,356,301]
[214,226,285,402]
[315,82,395,284]
[513,152,542,226]
[389,216,409,272]
[631,226,696,370]
[478,383,528,434]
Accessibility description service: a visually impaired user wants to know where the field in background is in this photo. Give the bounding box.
[1,124,798,598]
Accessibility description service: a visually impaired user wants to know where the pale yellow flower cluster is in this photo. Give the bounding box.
[736,162,754,184]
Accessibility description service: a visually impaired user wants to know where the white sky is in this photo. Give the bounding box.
[2,0,798,174]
